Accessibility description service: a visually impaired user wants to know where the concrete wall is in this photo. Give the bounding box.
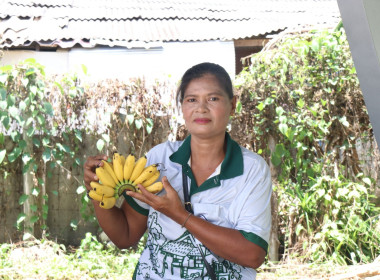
[0,40,236,82]
[0,135,99,246]
[0,115,173,246]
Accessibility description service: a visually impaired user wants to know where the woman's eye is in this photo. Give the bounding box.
[209,97,219,101]
[187,98,196,102]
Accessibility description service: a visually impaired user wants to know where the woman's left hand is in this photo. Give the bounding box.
[125,176,188,223]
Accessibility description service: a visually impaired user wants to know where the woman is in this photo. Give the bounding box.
[84,62,272,279]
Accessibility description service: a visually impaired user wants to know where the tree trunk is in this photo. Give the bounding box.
[268,135,280,262]
[22,127,34,237]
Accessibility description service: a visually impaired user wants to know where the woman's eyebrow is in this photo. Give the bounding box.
[184,91,224,97]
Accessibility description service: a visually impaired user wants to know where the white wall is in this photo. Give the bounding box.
[1,40,236,82]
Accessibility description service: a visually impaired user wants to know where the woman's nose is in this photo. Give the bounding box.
[195,100,208,112]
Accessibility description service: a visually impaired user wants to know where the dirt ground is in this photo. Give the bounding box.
[257,258,380,280]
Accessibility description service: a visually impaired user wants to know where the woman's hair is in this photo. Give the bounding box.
[176,62,234,105]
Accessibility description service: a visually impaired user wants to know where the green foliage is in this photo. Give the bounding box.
[279,174,380,264]
[0,234,143,279]
[0,58,85,235]
[68,232,143,278]
[235,28,380,264]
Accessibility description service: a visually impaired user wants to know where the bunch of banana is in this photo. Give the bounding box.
[88,153,163,209]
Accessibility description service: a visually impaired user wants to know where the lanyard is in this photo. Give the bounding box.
[182,168,217,280]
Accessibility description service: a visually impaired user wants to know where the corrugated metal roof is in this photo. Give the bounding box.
[0,0,341,49]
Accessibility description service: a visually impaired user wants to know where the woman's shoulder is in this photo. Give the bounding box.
[239,145,270,171]
[149,139,184,153]
[146,139,184,162]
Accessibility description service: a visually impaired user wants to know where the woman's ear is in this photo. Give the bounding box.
[230,96,237,116]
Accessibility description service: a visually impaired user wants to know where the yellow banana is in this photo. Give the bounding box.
[134,164,158,185]
[130,156,147,182]
[92,152,163,209]
[99,197,116,209]
[113,153,124,182]
[91,181,115,197]
[88,190,103,202]
[123,154,135,181]
[145,182,163,194]
[142,170,160,187]
[96,167,116,188]
[101,160,118,185]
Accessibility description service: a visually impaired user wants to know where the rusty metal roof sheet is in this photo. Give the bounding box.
[0,0,341,49]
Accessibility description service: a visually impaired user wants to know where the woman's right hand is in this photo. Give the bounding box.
[83,154,108,191]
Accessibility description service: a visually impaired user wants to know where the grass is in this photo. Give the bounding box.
[1,233,374,280]
[0,233,142,280]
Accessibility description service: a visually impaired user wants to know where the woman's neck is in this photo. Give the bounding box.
[189,134,226,185]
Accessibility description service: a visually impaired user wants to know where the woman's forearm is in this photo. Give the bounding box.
[91,200,147,249]
[180,213,266,269]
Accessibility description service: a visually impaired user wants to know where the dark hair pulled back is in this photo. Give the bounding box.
[176,62,234,105]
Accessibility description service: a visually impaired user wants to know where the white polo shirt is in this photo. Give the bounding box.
[123,133,272,280]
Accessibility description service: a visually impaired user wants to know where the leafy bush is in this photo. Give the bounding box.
[234,27,380,264]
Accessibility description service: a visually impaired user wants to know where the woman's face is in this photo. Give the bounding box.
[181,74,236,140]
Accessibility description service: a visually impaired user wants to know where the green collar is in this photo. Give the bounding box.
[169,132,243,195]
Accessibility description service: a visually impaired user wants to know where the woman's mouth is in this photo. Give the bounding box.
[194,118,211,124]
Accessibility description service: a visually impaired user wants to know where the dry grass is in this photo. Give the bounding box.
[1,240,380,280]
[257,261,349,280]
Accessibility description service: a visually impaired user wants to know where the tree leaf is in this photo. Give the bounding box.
[32,137,41,148]
[8,106,19,118]
[27,126,35,137]
[0,149,6,164]
[0,100,6,110]
[37,114,45,125]
[271,153,282,167]
[146,119,153,134]
[236,101,242,113]
[102,134,110,143]
[75,129,82,142]
[8,147,22,163]
[2,116,10,129]
[29,85,37,94]
[43,102,53,116]
[30,215,39,224]
[279,123,288,136]
[32,187,40,196]
[17,213,26,225]
[96,139,105,151]
[127,114,134,125]
[22,153,32,164]
[42,148,51,162]
[21,77,29,87]
[363,177,371,186]
[135,119,143,129]
[19,194,29,205]
[0,74,8,84]
[70,219,78,230]
[76,185,86,194]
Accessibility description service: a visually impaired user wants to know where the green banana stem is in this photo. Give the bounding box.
[115,182,136,198]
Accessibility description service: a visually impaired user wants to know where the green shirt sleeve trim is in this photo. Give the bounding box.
[123,193,149,216]
[239,230,268,252]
